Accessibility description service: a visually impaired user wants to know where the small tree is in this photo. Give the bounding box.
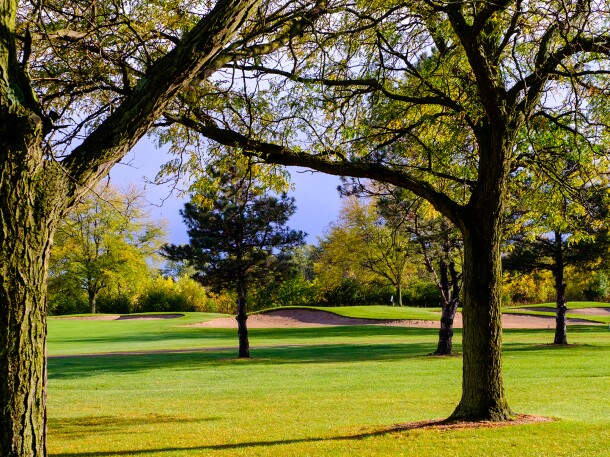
[49,184,166,314]
[163,169,305,358]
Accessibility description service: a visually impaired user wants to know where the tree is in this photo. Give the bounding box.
[318,196,415,306]
[345,182,463,354]
[375,189,463,355]
[503,184,610,345]
[1,0,329,453]
[49,184,165,314]
[163,168,305,358]
[166,2,610,420]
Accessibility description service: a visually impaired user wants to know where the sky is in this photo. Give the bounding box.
[109,138,343,245]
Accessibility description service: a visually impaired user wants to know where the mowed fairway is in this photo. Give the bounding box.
[47,312,610,456]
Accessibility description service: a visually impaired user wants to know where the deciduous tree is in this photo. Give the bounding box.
[167,1,610,421]
[49,184,165,314]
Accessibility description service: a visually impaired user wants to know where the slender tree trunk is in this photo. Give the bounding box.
[235,281,250,358]
[0,109,63,456]
[397,282,403,307]
[553,231,568,345]
[435,260,459,356]
[450,217,512,421]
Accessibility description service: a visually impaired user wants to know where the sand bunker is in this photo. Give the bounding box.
[56,314,185,321]
[190,308,598,330]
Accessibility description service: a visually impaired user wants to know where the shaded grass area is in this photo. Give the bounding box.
[47,322,610,456]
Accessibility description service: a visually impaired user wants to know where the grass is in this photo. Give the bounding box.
[46,311,610,456]
[256,305,442,321]
[503,302,610,324]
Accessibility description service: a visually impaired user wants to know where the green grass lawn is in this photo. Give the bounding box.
[256,305,442,321]
[503,302,610,324]
[46,312,610,456]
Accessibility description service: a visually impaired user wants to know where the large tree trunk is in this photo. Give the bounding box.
[450,216,512,421]
[0,111,60,456]
[552,230,568,345]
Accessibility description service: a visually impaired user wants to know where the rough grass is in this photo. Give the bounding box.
[46,314,610,456]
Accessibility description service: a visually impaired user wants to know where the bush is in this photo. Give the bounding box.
[583,272,610,301]
[318,279,393,307]
[48,292,88,316]
[402,281,441,307]
[137,275,210,312]
[96,294,134,314]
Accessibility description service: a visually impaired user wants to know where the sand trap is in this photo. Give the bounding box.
[55,314,184,321]
[190,308,598,330]
[570,307,610,316]
[512,306,610,316]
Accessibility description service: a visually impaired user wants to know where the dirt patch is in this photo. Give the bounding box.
[189,308,595,329]
[53,314,184,321]
[513,306,610,316]
[570,307,610,316]
[375,414,554,434]
[116,314,184,320]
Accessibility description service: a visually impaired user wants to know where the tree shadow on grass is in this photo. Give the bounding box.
[50,414,220,440]
[48,341,444,381]
[50,415,552,456]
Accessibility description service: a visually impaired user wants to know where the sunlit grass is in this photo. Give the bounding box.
[503,302,610,324]
[46,317,610,456]
[256,305,442,321]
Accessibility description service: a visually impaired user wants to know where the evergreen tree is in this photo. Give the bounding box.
[163,171,305,358]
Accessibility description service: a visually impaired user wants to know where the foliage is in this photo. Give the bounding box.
[48,184,166,314]
[163,170,306,296]
[137,275,210,313]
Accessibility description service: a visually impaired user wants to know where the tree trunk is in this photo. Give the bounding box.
[553,231,568,345]
[397,282,403,307]
[88,289,97,314]
[0,110,61,456]
[235,281,250,358]
[450,218,512,421]
[435,260,459,356]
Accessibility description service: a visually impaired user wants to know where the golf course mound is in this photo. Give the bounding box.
[190,307,597,329]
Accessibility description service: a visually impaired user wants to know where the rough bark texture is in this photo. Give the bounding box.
[0,107,61,456]
[450,215,512,421]
[553,232,568,345]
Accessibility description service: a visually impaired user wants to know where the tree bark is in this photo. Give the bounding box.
[397,282,403,307]
[235,280,250,358]
[236,295,250,358]
[88,289,97,314]
[553,231,568,345]
[0,108,62,456]
[450,216,512,421]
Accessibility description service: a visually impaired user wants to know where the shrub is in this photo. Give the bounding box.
[137,275,210,312]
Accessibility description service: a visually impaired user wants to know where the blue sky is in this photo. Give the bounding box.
[110,139,343,245]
